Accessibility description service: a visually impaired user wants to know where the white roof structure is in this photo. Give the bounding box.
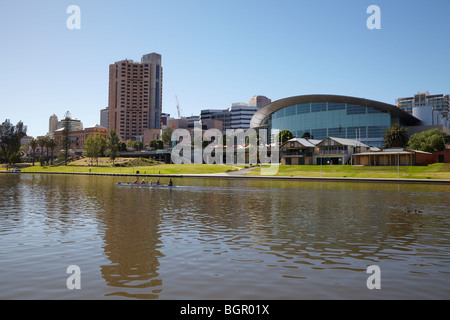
[285,138,321,147]
[320,137,369,148]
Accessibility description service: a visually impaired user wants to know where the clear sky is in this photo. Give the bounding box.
[1,0,449,138]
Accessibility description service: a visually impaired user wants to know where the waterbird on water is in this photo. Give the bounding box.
[403,209,423,214]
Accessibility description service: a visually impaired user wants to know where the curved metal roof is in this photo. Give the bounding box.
[250,94,421,128]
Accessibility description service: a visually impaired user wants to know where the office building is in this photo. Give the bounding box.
[200,96,271,131]
[249,95,271,109]
[108,53,163,142]
[100,107,109,129]
[49,114,58,136]
[56,117,83,131]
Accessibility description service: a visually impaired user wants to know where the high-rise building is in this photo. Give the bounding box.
[249,95,271,109]
[397,91,450,128]
[200,96,271,131]
[56,117,83,131]
[49,114,58,136]
[108,53,163,142]
[100,107,109,129]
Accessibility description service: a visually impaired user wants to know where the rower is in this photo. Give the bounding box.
[168,178,173,186]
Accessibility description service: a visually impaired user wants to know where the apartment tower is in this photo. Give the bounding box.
[108,53,162,141]
[397,91,450,128]
[49,114,58,136]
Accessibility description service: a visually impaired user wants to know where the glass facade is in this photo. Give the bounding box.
[268,102,391,147]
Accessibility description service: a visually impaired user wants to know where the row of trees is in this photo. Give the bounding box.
[28,136,58,165]
[83,129,121,166]
[383,125,450,152]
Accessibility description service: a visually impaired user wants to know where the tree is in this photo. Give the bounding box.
[8,151,21,166]
[383,124,408,148]
[47,137,57,165]
[37,136,46,161]
[221,134,228,146]
[150,139,164,149]
[131,140,144,151]
[407,129,450,152]
[61,111,72,165]
[105,130,120,164]
[83,134,106,166]
[44,136,51,164]
[276,129,294,146]
[29,138,37,166]
[301,132,314,139]
[245,131,260,146]
[118,141,127,152]
[162,127,173,148]
[0,119,27,164]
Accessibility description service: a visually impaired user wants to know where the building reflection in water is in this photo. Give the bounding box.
[100,186,165,299]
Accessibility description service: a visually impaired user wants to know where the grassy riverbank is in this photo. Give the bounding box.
[247,163,450,180]
[9,164,235,175]
[1,157,449,180]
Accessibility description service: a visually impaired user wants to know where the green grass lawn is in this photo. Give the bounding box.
[14,163,235,175]
[1,159,449,180]
[246,163,450,180]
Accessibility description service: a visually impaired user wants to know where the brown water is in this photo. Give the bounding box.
[0,173,449,299]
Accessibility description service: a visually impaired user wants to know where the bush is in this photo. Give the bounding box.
[120,157,159,167]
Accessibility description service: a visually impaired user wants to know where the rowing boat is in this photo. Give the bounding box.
[116,182,175,188]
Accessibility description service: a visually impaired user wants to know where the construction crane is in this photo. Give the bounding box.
[175,95,183,119]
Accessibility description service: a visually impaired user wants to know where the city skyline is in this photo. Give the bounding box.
[1,0,449,138]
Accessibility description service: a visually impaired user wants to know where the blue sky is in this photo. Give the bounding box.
[0,0,449,138]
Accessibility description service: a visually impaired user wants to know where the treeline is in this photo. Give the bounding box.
[383,125,450,152]
[0,119,27,165]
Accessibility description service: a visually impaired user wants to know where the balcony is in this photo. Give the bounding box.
[318,148,348,155]
[281,149,313,157]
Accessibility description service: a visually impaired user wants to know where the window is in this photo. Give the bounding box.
[285,105,296,116]
[367,107,382,114]
[327,102,345,111]
[368,126,388,138]
[311,102,327,112]
[328,127,345,138]
[347,126,367,139]
[347,104,366,115]
[297,103,310,114]
[311,129,327,139]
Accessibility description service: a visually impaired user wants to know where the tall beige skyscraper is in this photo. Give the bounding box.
[49,114,58,136]
[108,53,162,141]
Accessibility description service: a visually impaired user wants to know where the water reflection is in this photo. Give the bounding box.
[100,187,165,299]
[0,173,449,299]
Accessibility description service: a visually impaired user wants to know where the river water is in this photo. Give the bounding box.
[0,173,449,300]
